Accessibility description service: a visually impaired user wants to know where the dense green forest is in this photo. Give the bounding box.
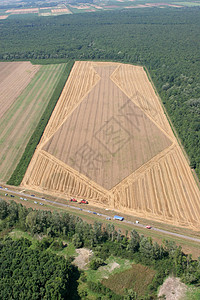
[0,238,79,300]
[0,199,200,299]
[0,8,199,179]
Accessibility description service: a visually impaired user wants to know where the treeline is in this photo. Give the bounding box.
[0,8,199,178]
[7,60,74,186]
[0,199,199,299]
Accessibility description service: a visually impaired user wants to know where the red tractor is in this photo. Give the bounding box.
[146,225,152,229]
[70,198,77,202]
[80,199,88,204]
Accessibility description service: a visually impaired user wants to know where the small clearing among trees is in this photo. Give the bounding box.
[102,263,156,297]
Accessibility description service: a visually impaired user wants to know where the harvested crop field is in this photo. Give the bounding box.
[22,61,200,230]
[0,62,67,182]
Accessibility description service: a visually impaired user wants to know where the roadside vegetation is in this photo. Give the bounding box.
[7,60,74,186]
[0,199,199,299]
[0,8,200,178]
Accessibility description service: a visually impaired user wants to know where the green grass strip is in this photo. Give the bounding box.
[7,60,74,186]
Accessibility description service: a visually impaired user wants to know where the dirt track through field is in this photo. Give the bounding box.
[22,61,200,230]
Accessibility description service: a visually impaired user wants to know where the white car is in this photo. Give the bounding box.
[34,201,38,204]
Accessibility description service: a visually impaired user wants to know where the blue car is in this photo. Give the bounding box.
[113,215,124,221]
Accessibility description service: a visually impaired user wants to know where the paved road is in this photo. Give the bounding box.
[1,186,200,243]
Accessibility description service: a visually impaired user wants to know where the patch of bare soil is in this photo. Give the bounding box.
[73,248,93,270]
[99,262,120,279]
[158,276,187,300]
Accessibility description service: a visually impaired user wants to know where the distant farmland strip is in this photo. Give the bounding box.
[7,60,74,186]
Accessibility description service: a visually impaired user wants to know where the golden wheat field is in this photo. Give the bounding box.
[22,61,200,230]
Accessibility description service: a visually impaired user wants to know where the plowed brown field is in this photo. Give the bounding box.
[22,61,200,230]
